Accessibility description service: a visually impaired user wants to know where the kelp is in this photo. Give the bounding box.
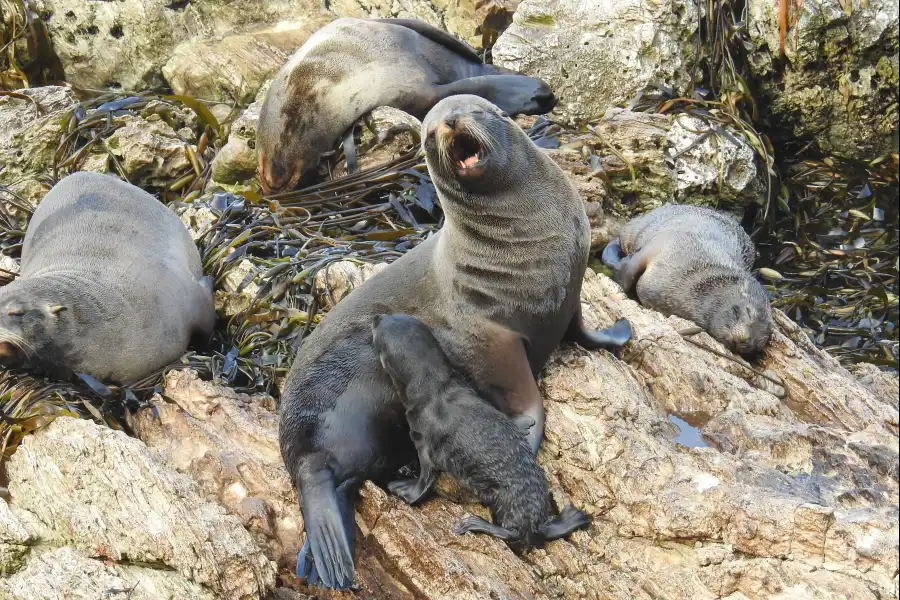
[0,0,59,90]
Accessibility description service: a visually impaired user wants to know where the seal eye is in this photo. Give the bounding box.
[7,307,24,317]
[450,132,483,171]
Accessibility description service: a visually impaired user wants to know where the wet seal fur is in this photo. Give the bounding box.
[601,203,773,354]
[257,17,557,193]
[372,313,591,548]
[279,95,631,589]
[0,172,215,382]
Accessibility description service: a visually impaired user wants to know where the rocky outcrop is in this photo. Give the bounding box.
[747,0,899,159]
[163,15,334,105]
[32,0,326,92]
[4,261,894,599]
[492,0,701,123]
[4,417,276,600]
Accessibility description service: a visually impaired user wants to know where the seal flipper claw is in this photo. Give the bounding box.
[539,505,591,541]
[342,128,358,175]
[452,515,520,541]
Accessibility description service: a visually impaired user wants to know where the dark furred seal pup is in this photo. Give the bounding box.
[601,203,773,354]
[372,313,591,547]
[257,17,556,193]
[0,172,215,382]
[280,95,631,589]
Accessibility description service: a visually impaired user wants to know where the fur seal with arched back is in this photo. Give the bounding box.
[601,203,773,354]
[0,172,215,382]
[278,94,631,589]
[372,313,591,548]
[257,17,557,193]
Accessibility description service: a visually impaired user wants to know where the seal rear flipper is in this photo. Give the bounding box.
[600,238,624,268]
[378,18,482,63]
[564,306,632,351]
[539,505,591,541]
[296,464,356,589]
[452,515,520,541]
[431,76,556,117]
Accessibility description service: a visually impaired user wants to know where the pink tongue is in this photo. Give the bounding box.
[463,155,479,168]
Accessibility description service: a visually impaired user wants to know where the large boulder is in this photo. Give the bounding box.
[162,14,334,105]
[4,417,276,600]
[492,0,701,123]
[746,0,899,159]
[31,0,327,92]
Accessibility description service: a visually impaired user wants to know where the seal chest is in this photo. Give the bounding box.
[602,203,773,354]
[0,172,215,382]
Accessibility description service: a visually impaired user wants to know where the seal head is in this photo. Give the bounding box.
[0,288,69,375]
[707,277,773,355]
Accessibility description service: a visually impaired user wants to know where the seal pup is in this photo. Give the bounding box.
[280,95,631,589]
[257,17,557,193]
[601,203,773,354]
[0,172,215,382]
[372,313,591,548]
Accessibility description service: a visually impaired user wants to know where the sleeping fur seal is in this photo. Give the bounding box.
[372,313,591,549]
[279,95,632,589]
[601,203,773,354]
[0,171,215,382]
[257,17,557,193]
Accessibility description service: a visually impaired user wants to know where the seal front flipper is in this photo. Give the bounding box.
[452,515,520,541]
[295,460,355,589]
[564,305,632,350]
[539,505,591,541]
[430,75,556,117]
[387,466,437,505]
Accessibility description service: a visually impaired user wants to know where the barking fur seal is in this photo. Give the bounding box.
[0,172,215,382]
[279,95,631,589]
[257,17,557,193]
[601,203,773,354]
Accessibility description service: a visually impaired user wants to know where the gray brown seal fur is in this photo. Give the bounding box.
[279,95,631,589]
[0,172,215,382]
[601,203,773,354]
[372,313,591,549]
[257,17,556,193]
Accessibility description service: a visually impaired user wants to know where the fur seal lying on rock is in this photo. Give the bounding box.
[279,95,631,589]
[257,17,557,193]
[601,203,772,354]
[373,313,591,548]
[0,172,215,382]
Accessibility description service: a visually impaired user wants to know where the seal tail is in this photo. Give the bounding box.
[296,465,356,589]
[601,238,624,268]
[539,505,591,541]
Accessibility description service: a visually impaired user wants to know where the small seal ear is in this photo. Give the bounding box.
[6,305,24,316]
[48,304,67,315]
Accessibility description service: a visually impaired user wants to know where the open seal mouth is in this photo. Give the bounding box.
[449,132,486,176]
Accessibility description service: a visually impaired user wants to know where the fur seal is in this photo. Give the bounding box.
[279,95,631,589]
[601,203,773,354]
[257,17,557,193]
[0,172,215,382]
[372,313,591,548]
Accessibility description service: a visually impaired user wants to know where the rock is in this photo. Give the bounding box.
[0,498,31,575]
[163,15,334,105]
[211,93,265,185]
[0,546,217,600]
[746,0,899,159]
[122,266,898,599]
[313,260,389,308]
[493,0,701,123]
[545,108,763,228]
[5,417,276,600]
[0,0,59,88]
[0,85,77,207]
[328,0,483,48]
[217,258,262,317]
[32,0,327,92]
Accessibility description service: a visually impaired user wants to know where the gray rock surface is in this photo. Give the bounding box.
[746,0,899,158]
[32,0,326,92]
[328,0,484,47]
[5,417,276,600]
[492,0,701,123]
